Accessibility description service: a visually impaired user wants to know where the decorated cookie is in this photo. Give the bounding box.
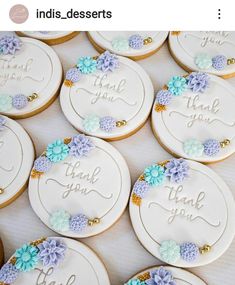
[125,265,207,285]
[16,31,79,45]
[129,158,235,267]
[0,238,4,267]
[60,51,154,140]
[29,134,131,237]
[0,34,62,118]
[0,237,110,285]
[169,31,235,78]
[0,115,34,208]
[152,72,235,163]
[88,31,169,60]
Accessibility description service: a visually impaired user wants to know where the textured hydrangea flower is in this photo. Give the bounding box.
[34,156,52,173]
[194,54,212,69]
[167,76,187,96]
[183,139,204,157]
[15,244,38,272]
[144,164,165,186]
[212,55,227,70]
[97,51,119,72]
[203,139,220,156]
[69,214,88,232]
[0,94,13,112]
[12,94,28,109]
[111,37,129,51]
[46,139,69,162]
[50,210,70,232]
[165,158,189,183]
[0,116,6,131]
[99,116,116,132]
[0,35,22,55]
[146,267,176,285]
[180,242,199,262]
[77,56,97,74]
[156,90,173,106]
[125,279,146,285]
[133,180,150,199]
[69,134,94,158]
[65,67,81,83]
[38,238,66,267]
[159,240,180,263]
[0,263,19,284]
[83,114,100,133]
[128,34,144,49]
[187,72,210,93]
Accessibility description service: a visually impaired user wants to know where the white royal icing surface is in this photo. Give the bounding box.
[88,31,169,57]
[20,31,76,40]
[12,237,110,285]
[60,55,154,139]
[29,136,131,238]
[0,37,62,117]
[129,160,235,267]
[169,31,235,76]
[129,266,206,285]
[152,74,235,162]
[0,115,34,207]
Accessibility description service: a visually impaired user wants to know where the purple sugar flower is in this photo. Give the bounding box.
[99,116,116,132]
[203,139,220,156]
[97,51,119,72]
[156,90,173,106]
[0,263,19,284]
[34,156,52,173]
[69,134,94,158]
[0,116,6,131]
[12,94,28,110]
[212,55,227,70]
[165,158,189,183]
[187,72,210,93]
[180,242,199,262]
[0,35,22,55]
[128,34,144,49]
[65,67,81,83]
[146,267,176,285]
[69,214,88,232]
[133,180,150,199]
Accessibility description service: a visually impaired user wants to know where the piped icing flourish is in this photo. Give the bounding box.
[131,159,212,263]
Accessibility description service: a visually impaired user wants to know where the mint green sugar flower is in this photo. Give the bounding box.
[167,76,187,96]
[0,94,12,112]
[159,240,180,264]
[46,139,69,162]
[77,56,97,74]
[50,209,70,232]
[125,279,146,285]
[111,37,129,52]
[83,114,100,133]
[144,164,165,186]
[194,53,212,70]
[15,244,38,272]
[183,139,204,157]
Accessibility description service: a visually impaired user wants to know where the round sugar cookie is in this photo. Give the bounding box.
[60,51,154,140]
[0,115,34,208]
[169,31,235,78]
[0,238,4,267]
[152,72,235,163]
[16,31,79,45]
[125,265,207,285]
[0,237,110,285]
[0,35,63,118]
[88,31,169,60]
[129,158,235,267]
[29,134,131,238]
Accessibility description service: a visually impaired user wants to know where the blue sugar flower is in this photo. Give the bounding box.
[83,114,100,133]
[111,37,129,51]
[77,56,97,74]
[159,240,180,264]
[125,279,146,285]
[167,76,187,96]
[194,53,212,70]
[46,139,69,162]
[144,164,165,186]
[15,244,38,272]
[183,139,204,157]
[0,94,13,112]
[50,210,70,232]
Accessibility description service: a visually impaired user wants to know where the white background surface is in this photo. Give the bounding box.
[0,32,235,285]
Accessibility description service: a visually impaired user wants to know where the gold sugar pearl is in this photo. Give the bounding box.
[220,139,231,148]
[143,37,153,45]
[88,220,94,226]
[28,93,39,102]
[88,218,101,226]
[93,218,100,224]
[0,188,4,195]
[227,58,235,65]
[199,244,211,254]
[137,272,151,281]
[116,120,127,127]
[143,39,149,45]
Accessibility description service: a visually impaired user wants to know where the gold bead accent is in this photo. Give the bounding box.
[171,31,181,36]
[162,85,168,90]
[143,39,149,45]
[88,220,94,226]
[28,93,39,102]
[199,244,211,254]
[155,104,166,112]
[132,193,142,206]
[116,120,127,127]
[144,37,153,45]
[0,188,4,195]
[31,169,43,179]
[88,218,101,226]
[137,272,151,281]
[93,56,98,60]
[227,58,235,65]
[64,79,73,87]
[139,174,145,181]
[64,137,72,144]
[30,237,46,247]
[93,218,100,224]
[158,160,170,167]
[9,256,17,265]
[220,139,230,148]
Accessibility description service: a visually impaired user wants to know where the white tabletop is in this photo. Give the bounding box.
[0,32,235,285]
